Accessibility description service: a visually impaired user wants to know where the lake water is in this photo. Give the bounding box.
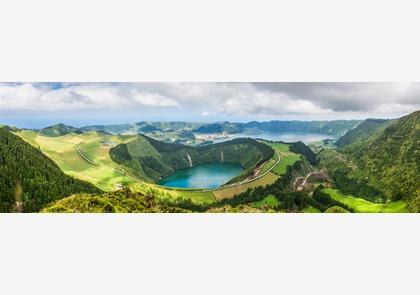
[158,163,243,189]
[214,132,334,144]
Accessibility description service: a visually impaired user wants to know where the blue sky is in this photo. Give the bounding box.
[1,82,419,128]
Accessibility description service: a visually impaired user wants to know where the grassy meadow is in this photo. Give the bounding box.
[14,132,306,206]
[323,188,409,213]
[261,141,301,175]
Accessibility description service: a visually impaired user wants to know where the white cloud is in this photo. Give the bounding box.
[0,82,418,120]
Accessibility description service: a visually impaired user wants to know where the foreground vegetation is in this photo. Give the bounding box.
[0,128,100,212]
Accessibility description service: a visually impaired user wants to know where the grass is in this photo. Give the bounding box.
[16,131,138,191]
[14,131,291,205]
[260,141,301,175]
[16,130,216,204]
[259,156,277,175]
[213,172,280,201]
[129,182,216,204]
[303,206,321,213]
[323,188,409,213]
[251,195,279,208]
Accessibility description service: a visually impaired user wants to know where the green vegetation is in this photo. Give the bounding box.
[5,110,416,213]
[243,120,360,135]
[289,141,317,165]
[43,188,189,213]
[335,119,390,147]
[129,182,216,205]
[0,128,100,212]
[251,195,279,208]
[16,130,139,191]
[193,122,243,133]
[81,120,360,137]
[261,141,301,175]
[328,110,419,211]
[212,172,279,200]
[39,123,83,137]
[111,135,274,183]
[324,206,350,213]
[303,206,321,213]
[323,188,409,213]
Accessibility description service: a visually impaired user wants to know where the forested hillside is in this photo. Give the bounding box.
[320,110,420,211]
[335,119,391,147]
[0,127,101,212]
[351,111,419,209]
[110,135,274,182]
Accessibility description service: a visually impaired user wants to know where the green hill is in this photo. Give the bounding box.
[193,122,244,134]
[0,127,101,212]
[42,188,189,213]
[289,141,317,164]
[319,110,420,211]
[39,123,83,137]
[352,111,419,208]
[110,135,274,183]
[335,119,391,147]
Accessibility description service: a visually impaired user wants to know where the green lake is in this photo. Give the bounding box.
[157,163,243,189]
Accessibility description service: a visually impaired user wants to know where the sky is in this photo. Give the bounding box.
[0,82,419,128]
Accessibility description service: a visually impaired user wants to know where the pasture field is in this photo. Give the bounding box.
[129,182,216,204]
[213,172,280,200]
[251,195,279,208]
[323,188,409,213]
[16,130,216,204]
[261,141,301,175]
[15,131,293,204]
[16,131,138,191]
[259,153,279,175]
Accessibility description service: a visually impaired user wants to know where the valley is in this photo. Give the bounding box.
[2,110,418,213]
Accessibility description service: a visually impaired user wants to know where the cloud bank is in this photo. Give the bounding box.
[0,82,418,121]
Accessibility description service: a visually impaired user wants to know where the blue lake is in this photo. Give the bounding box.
[214,132,334,144]
[158,163,243,189]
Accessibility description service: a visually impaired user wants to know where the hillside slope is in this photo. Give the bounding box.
[320,110,419,211]
[352,111,419,208]
[335,119,391,147]
[110,135,274,182]
[0,127,101,212]
[39,123,83,137]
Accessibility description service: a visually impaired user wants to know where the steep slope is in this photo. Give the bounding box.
[110,135,274,183]
[289,141,317,165]
[335,119,391,147]
[351,111,419,207]
[39,123,83,137]
[0,127,101,212]
[319,111,419,211]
